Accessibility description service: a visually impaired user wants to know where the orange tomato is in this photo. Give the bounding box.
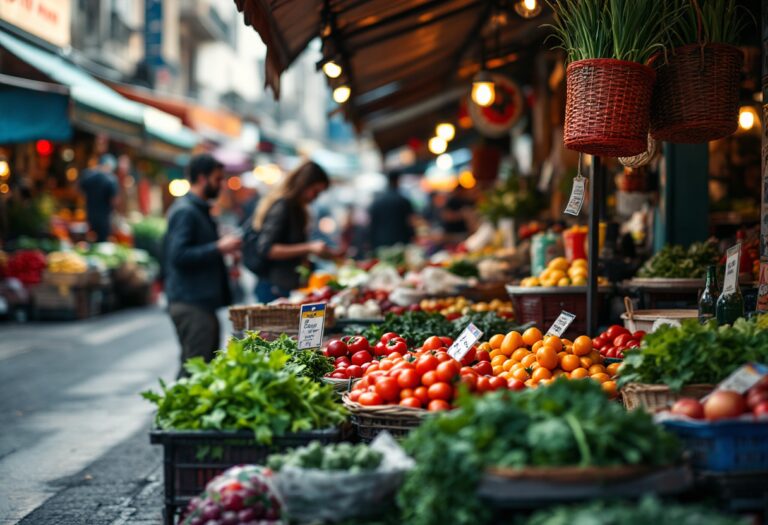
[531,362,540,370]
[522,327,543,346]
[588,350,603,364]
[512,348,531,362]
[521,354,537,368]
[543,335,563,352]
[552,369,567,378]
[501,331,523,355]
[524,378,537,388]
[489,349,504,359]
[602,380,618,397]
[588,364,607,375]
[561,338,573,347]
[531,340,544,353]
[492,365,504,376]
[512,368,530,382]
[498,371,511,380]
[560,354,580,372]
[570,367,589,379]
[488,333,505,350]
[477,342,492,352]
[606,362,622,377]
[572,335,593,356]
[579,357,593,369]
[502,359,516,372]
[532,367,552,382]
[536,346,559,370]
[491,355,507,367]
[591,372,611,384]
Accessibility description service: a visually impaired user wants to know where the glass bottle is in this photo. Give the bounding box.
[716,274,745,326]
[698,265,718,323]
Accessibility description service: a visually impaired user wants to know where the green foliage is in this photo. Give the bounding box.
[446,259,479,278]
[452,312,522,340]
[398,380,680,525]
[477,174,542,224]
[240,332,334,382]
[637,242,719,278]
[142,340,346,444]
[525,496,748,525]
[267,441,383,472]
[618,317,768,390]
[670,0,752,46]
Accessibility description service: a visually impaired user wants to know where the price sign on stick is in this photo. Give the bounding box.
[546,311,576,337]
[448,323,483,361]
[298,303,326,350]
[722,243,742,295]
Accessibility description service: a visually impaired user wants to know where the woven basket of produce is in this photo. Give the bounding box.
[323,377,356,394]
[342,394,427,442]
[621,382,715,412]
[228,304,336,334]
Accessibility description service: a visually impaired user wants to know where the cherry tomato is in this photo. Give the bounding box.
[427,399,451,411]
[386,339,407,355]
[475,350,491,363]
[387,352,404,361]
[605,347,618,358]
[351,351,372,366]
[375,377,400,402]
[626,339,640,348]
[476,376,492,392]
[422,336,443,351]
[331,371,348,379]
[346,365,363,378]
[613,333,631,348]
[460,366,476,376]
[379,359,394,371]
[605,325,628,341]
[374,342,389,356]
[421,370,439,387]
[439,336,454,347]
[358,392,383,406]
[400,388,415,400]
[361,362,372,372]
[380,332,400,344]
[436,360,460,382]
[400,397,422,409]
[473,361,493,376]
[632,330,647,340]
[415,355,439,376]
[460,347,477,366]
[488,376,507,391]
[428,382,453,401]
[335,356,350,366]
[592,336,606,349]
[507,378,525,391]
[366,371,385,383]
[349,390,362,402]
[397,369,420,389]
[434,351,451,363]
[414,386,430,405]
[346,336,370,353]
[460,373,478,391]
[326,340,349,358]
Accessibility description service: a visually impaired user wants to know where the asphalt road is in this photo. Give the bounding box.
[0,306,221,524]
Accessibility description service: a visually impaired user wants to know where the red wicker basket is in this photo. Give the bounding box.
[650,43,743,143]
[565,58,656,157]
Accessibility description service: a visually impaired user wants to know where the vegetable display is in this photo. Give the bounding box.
[142,340,347,444]
[419,297,515,321]
[398,379,681,525]
[618,318,768,390]
[240,332,334,382]
[636,242,719,279]
[670,376,768,420]
[592,325,646,360]
[1,249,46,284]
[267,441,383,472]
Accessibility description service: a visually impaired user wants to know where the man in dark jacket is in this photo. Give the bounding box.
[164,154,241,376]
[79,154,119,242]
[368,170,416,250]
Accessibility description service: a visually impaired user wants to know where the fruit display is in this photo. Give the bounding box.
[1,249,46,284]
[267,441,383,472]
[418,296,514,320]
[323,336,381,380]
[636,242,719,279]
[618,318,768,391]
[592,324,646,360]
[670,377,768,421]
[520,256,608,287]
[480,327,620,397]
[47,251,88,273]
[180,465,281,525]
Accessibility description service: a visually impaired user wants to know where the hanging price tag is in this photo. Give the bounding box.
[546,311,576,337]
[722,243,742,295]
[448,323,483,361]
[564,154,587,217]
[297,303,327,350]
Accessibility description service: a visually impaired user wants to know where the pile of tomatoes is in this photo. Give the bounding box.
[323,334,411,380]
[592,325,646,360]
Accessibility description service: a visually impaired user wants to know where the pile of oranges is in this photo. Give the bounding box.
[477,327,620,397]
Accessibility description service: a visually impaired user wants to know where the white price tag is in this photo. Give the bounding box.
[297,303,327,350]
[448,323,483,361]
[564,176,586,216]
[722,243,741,295]
[714,363,768,395]
[546,311,577,337]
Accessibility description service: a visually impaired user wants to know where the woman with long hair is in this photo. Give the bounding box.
[249,161,334,302]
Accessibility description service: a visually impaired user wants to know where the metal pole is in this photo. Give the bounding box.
[587,156,603,334]
[758,0,768,311]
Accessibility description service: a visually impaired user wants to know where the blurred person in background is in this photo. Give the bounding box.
[79,154,118,242]
[368,170,416,250]
[164,154,242,377]
[247,161,337,302]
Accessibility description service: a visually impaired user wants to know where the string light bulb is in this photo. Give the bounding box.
[436,123,456,141]
[322,60,342,79]
[472,71,495,107]
[428,136,448,155]
[168,179,190,197]
[514,0,541,18]
[333,85,351,104]
[738,106,757,131]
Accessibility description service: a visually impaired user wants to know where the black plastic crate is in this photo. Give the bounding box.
[149,427,341,524]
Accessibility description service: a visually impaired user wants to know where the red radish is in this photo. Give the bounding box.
[704,390,747,421]
[671,398,705,419]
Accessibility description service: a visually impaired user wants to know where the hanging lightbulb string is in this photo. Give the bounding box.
[319,0,354,105]
[471,12,496,107]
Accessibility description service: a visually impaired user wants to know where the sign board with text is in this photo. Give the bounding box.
[546,311,576,337]
[1,0,71,47]
[297,303,326,350]
[448,323,483,362]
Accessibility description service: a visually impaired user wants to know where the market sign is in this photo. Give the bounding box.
[0,0,71,48]
[468,73,524,138]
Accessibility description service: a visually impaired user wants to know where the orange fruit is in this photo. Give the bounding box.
[491,355,507,367]
[561,338,573,347]
[532,367,552,382]
[538,378,552,386]
[513,368,530,382]
[510,362,524,374]
[588,350,603,364]
[572,335,592,356]
[557,351,567,360]
[503,359,516,372]
[524,378,537,388]
[602,380,618,397]
[560,354,580,372]
[588,364,607,376]
[606,362,622,377]
[489,348,504,359]
[492,365,504,376]
[570,367,589,379]
[579,357,593,369]
[543,335,563,352]
[512,348,531,362]
[522,327,543,346]
[521,354,537,368]
[501,331,524,355]
[531,340,544,353]
[564,345,574,354]
[591,372,611,384]
[552,369,567,378]
[536,346,559,370]
[531,362,541,370]
[499,371,511,380]
[488,334,505,350]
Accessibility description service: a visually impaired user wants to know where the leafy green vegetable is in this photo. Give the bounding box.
[240,332,334,382]
[451,312,523,339]
[142,340,347,444]
[618,317,768,390]
[669,0,752,47]
[525,496,747,525]
[398,380,680,525]
[477,171,542,224]
[637,242,719,278]
[268,441,383,472]
[446,260,479,278]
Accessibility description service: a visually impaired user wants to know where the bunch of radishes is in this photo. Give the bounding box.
[671,377,768,421]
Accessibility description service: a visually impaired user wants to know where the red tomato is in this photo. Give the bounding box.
[322,348,330,358]
[380,332,400,344]
[351,351,372,366]
[460,366,476,376]
[436,360,460,382]
[387,352,404,361]
[375,377,400,402]
[386,340,407,355]
[488,376,506,391]
[427,399,451,411]
[374,342,389,356]
[331,371,348,379]
[460,347,476,366]
[361,362,372,372]
[507,379,525,391]
[613,333,631,347]
[346,365,363,378]
[475,350,491,363]
[359,392,384,406]
[605,325,628,341]
[434,351,451,363]
[476,376,492,393]
[335,356,350,366]
[592,337,605,349]
[365,363,379,374]
[460,373,478,391]
[473,361,493,376]
[753,401,768,417]
[626,339,640,348]
[400,388,414,400]
[400,397,422,409]
[349,390,362,402]
[397,369,420,389]
[422,336,443,351]
[326,340,349,358]
[439,336,454,347]
[347,336,370,353]
[366,371,385,383]
[414,386,430,405]
[605,347,618,359]
[415,355,439,376]
[357,377,370,390]
[428,382,453,401]
[421,370,439,387]
[379,359,394,371]
[632,330,647,339]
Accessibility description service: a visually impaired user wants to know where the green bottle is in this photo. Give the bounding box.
[716,275,744,326]
[698,265,718,323]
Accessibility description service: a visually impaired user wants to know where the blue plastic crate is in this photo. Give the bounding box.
[662,419,768,472]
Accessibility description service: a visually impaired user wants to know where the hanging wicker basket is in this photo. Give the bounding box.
[564,58,656,157]
[650,43,743,143]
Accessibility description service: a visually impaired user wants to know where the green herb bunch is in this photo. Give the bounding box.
[618,317,768,390]
[637,241,720,278]
[670,0,752,47]
[398,379,680,525]
[546,0,678,64]
[240,332,334,382]
[267,441,383,472]
[142,340,346,444]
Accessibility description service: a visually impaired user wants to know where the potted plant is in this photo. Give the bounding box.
[547,0,674,157]
[650,0,749,143]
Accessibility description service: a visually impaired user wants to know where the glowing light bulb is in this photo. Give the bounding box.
[514,0,541,18]
[436,123,456,141]
[333,85,351,103]
[169,179,190,197]
[436,154,453,170]
[322,61,342,79]
[428,136,447,155]
[739,106,756,131]
[472,80,495,107]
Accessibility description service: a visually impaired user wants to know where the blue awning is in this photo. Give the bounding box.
[0,84,72,143]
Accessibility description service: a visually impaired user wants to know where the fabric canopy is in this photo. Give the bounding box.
[0,84,71,143]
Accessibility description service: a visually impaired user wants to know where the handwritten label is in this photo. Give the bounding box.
[546,311,576,337]
[711,362,768,396]
[564,177,586,216]
[298,303,326,350]
[722,243,742,295]
[448,323,483,361]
